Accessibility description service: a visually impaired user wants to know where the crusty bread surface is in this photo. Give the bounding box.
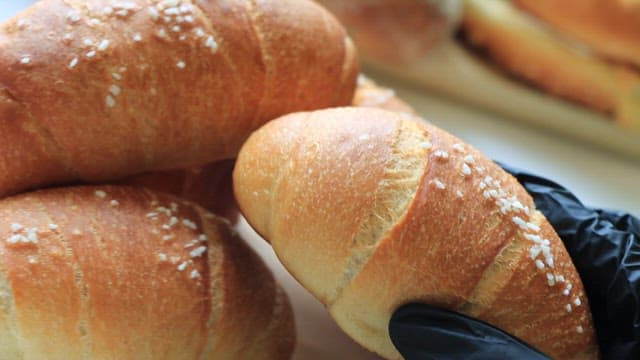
[0,0,358,198]
[0,185,294,359]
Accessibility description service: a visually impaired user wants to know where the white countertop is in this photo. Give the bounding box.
[0,1,33,19]
[2,2,637,359]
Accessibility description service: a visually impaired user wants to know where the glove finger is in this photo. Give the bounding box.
[389,304,550,360]
[593,209,640,236]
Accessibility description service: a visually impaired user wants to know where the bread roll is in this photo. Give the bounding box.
[233,107,598,359]
[462,0,640,128]
[0,185,294,359]
[514,0,640,67]
[0,0,358,198]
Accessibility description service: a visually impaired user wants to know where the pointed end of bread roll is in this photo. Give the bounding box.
[234,107,430,303]
[234,107,419,240]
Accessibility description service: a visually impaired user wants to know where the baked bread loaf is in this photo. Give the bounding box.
[514,0,640,67]
[462,0,640,128]
[233,107,599,359]
[0,185,294,359]
[0,0,358,198]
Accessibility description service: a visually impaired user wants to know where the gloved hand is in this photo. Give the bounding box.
[389,164,640,359]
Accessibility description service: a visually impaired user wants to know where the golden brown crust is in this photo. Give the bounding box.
[0,185,294,359]
[515,0,640,67]
[235,108,418,305]
[0,0,358,198]
[461,0,640,128]
[234,107,598,359]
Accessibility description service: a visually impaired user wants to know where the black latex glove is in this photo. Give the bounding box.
[389,164,640,359]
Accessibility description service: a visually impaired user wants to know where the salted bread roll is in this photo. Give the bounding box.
[0,185,294,359]
[234,107,598,359]
[0,0,358,198]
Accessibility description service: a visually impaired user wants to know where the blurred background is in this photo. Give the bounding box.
[2,1,638,359]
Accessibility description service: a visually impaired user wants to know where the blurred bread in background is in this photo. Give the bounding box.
[316,0,640,159]
[462,0,640,129]
[317,0,461,65]
[513,0,640,68]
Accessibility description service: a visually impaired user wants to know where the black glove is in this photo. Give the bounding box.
[389,164,640,359]
[391,303,550,359]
